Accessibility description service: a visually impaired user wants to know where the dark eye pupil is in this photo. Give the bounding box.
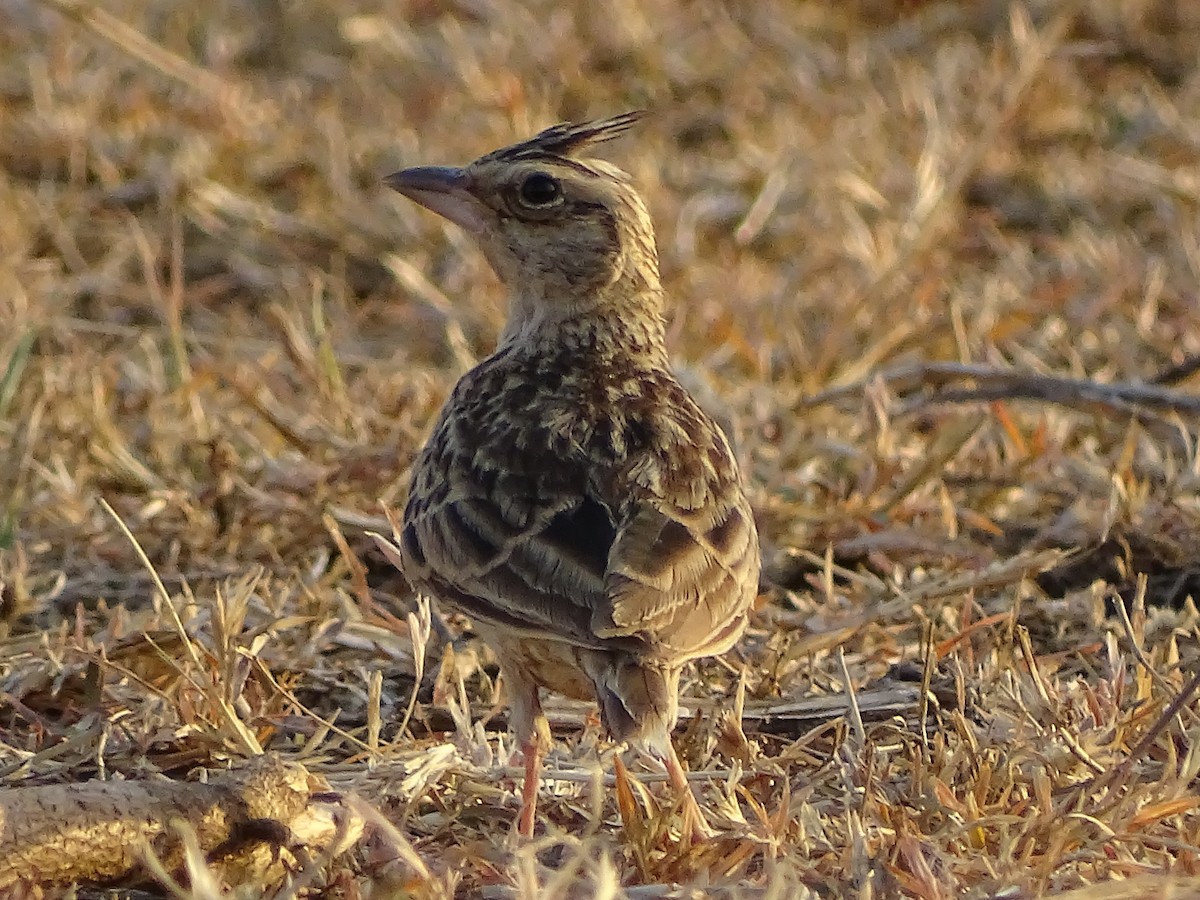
[520,173,560,206]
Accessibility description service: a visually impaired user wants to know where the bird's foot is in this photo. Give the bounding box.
[662,742,715,844]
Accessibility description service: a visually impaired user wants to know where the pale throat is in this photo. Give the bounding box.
[496,240,667,353]
[498,282,669,365]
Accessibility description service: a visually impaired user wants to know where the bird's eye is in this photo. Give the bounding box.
[518,172,562,207]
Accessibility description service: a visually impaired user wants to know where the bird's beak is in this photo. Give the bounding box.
[384,166,488,234]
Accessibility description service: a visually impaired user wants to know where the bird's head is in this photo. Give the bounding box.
[387,112,662,339]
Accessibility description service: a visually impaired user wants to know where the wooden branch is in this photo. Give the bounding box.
[803,362,1200,421]
[0,755,360,894]
[1151,353,1200,387]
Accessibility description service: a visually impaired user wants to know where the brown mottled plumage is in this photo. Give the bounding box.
[385,112,760,837]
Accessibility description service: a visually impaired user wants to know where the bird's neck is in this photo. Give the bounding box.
[498,287,669,369]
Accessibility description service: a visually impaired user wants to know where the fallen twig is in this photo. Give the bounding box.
[0,755,361,894]
[803,362,1200,421]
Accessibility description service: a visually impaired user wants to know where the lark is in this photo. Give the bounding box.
[385,112,760,837]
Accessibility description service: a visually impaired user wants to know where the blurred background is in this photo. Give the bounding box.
[2,0,1200,895]
[5,0,1199,594]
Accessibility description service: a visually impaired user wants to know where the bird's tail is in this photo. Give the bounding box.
[580,652,681,759]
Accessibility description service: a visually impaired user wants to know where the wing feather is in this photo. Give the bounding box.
[602,495,758,659]
[405,485,621,648]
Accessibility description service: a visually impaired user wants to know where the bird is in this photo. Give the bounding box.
[383,111,760,838]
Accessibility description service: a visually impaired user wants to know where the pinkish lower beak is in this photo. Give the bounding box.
[385,166,488,234]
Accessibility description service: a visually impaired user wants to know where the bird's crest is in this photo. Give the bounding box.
[480,111,646,165]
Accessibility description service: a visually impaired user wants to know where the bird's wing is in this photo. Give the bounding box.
[401,390,630,649]
[597,467,759,661]
[405,476,756,660]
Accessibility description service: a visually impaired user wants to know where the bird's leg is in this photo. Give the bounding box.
[506,671,550,838]
[516,729,546,837]
[661,739,714,844]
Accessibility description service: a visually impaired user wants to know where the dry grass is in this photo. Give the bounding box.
[3,0,1200,896]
